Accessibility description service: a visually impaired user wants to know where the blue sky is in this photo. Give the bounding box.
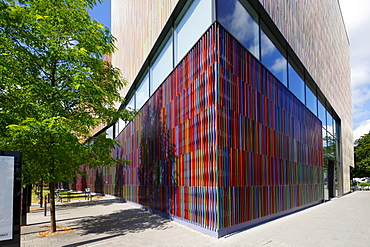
[88,0,110,29]
[89,0,370,142]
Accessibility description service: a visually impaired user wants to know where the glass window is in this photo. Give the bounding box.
[288,62,304,103]
[335,139,340,162]
[116,118,126,136]
[305,85,317,115]
[136,73,150,110]
[126,96,135,110]
[106,125,114,139]
[327,113,334,136]
[217,0,259,59]
[318,100,326,127]
[174,0,213,64]
[324,131,336,160]
[322,127,327,142]
[151,37,173,94]
[261,30,287,86]
[333,120,338,139]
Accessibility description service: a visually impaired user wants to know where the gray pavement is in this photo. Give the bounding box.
[21,191,370,247]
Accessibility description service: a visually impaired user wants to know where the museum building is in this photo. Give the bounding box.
[76,0,353,237]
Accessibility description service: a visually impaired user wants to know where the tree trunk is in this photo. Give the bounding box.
[49,182,57,232]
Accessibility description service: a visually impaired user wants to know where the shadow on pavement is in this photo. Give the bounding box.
[56,198,124,209]
[72,208,172,235]
[26,215,90,227]
[62,234,123,247]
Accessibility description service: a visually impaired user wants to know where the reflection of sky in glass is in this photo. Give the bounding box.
[151,38,173,94]
[322,128,327,147]
[261,31,287,86]
[106,125,113,139]
[318,100,326,127]
[126,96,135,110]
[135,73,149,110]
[306,85,317,115]
[116,118,126,136]
[288,63,304,103]
[175,0,212,64]
[327,113,334,135]
[217,0,259,59]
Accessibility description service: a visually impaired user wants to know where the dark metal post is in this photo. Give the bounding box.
[44,195,47,216]
[39,181,43,207]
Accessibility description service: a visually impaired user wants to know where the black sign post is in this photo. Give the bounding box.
[0,151,22,247]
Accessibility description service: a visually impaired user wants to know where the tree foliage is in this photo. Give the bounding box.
[0,0,132,231]
[353,132,370,178]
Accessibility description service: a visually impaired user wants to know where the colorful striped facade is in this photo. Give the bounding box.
[77,23,324,237]
[74,0,352,238]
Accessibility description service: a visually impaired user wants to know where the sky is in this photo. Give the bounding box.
[339,0,370,140]
[88,0,111,29]
[89,0,370,142]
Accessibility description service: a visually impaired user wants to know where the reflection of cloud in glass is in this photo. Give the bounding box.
[227,1,250,42]
[272,57,286,73]
[327,125,334,135]
[220,1,259,57]
[261,32,275,56]
[322,127,326,137]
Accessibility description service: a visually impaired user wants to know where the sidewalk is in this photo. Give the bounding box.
[21,191,370,247]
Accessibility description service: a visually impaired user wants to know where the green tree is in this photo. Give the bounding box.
[0,0,132,232]
[353,132,370,178]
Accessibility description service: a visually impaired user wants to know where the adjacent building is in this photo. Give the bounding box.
[77,0,353,237]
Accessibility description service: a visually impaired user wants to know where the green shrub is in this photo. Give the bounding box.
[358,182,370,187]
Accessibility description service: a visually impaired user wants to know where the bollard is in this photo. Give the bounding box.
[44,195,47,216]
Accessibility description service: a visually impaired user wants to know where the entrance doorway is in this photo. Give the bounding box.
[327,159,335,199]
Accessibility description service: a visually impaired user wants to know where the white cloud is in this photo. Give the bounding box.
[351,65,370,87]
[340,0,370,31]
[340,0,370,130]
[353,119,370,141]
[352,108,370,127]
[352,87,370,109]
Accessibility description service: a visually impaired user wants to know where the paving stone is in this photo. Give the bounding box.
[21,191,370,246]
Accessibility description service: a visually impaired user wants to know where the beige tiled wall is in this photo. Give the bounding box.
[111,0,179,99]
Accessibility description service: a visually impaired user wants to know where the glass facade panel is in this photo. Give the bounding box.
[323,131,336,162]
[333,120,338,139]
[126,96,135,110]
[136,73,150,110]
[318,100,326,128]
[217,0,259,59]
[106,125,114,139]
[305,85,317,115]
[116,118,126,136]
[174,0,213,64]
[151,37,173,94]
[327,113,334,136]
[261,30,287,86]
[288,63,304,103]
